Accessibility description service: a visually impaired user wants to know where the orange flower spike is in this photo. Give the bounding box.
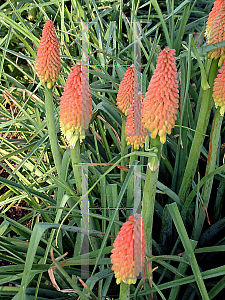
[34,20,61,89]
[207,1,225,66]
[212,62,225,115]
[111,214,146,285]
[205,0,223,39]
[142,47,179,144]
[116,65,138,116]
[125,93,148,150]
[59,62,92,147]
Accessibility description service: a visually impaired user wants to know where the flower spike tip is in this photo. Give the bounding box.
[59,62,92,147]
[142,47,179,144]
[111,214,146,285]
[34,20,61,89]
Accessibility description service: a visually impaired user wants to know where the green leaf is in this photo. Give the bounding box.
[168,203,210,300]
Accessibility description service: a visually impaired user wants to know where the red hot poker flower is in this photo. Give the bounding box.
[207,1,225,66]
[111,214,146,285]
[212,61,225,115]
[116,65,138,116]
[34,20,61,89]
[142,47,179,144]
[59,62,92,147]
[205,0,224,39]
[125,93,148,150]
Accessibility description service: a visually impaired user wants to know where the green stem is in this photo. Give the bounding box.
[142,136,162,255]
[127,149,136,218]
[71,140,82,258]
[121,116,127,182]
[45,87,62,174]
[195,59,212,123]
[119,282,130,300]
[178,59,219,203]
[71,139,82,196]
[193,108,223,240]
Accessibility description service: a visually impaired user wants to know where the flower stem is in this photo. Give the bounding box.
[71,139,82,196]
[127,149,136,218]
[178,59,219,203]
[119,282,130,300]
[121,116,127,182]
[193,108,223,240]
[45,86,62,174]
[142,136,162,255]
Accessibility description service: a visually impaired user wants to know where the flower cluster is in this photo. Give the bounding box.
[116,65,138,116]
[206,0,225,66]
[205,0,224,39]
[142,47,179,144]
[59,62,92,147]
[125,93,148,149]
[34,20,61,89]
[212,62,225,115]
[111,214,146,285]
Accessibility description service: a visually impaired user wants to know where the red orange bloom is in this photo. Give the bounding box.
[111,214,146,285]
[34,20,61,89]
[206,1,225,66]
[205,0,223,39]
[59,62,92,147]
[125,93,148,149]
[142,47,179,144]
[212,62,225,115]
[116,65,138,116]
